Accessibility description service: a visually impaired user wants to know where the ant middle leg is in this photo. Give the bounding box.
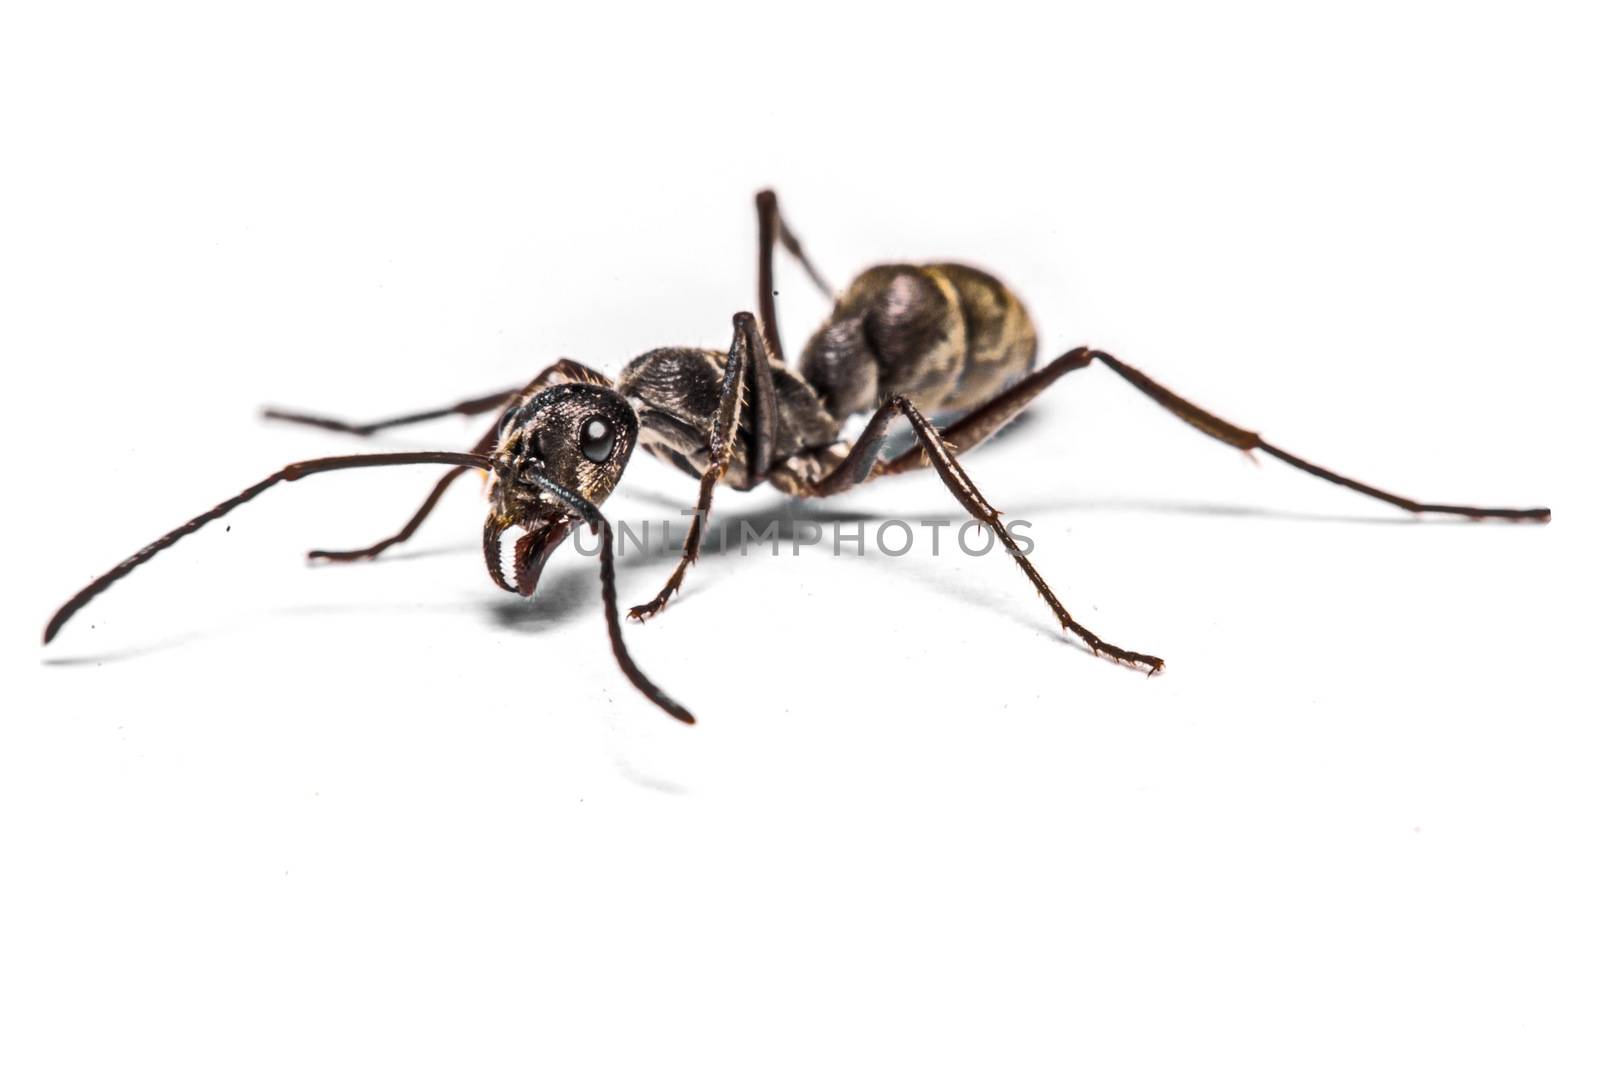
[799,393,1165,672]
[754,189,834,363]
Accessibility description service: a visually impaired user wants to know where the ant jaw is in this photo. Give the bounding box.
[513,514,574,597]
[482,509,574,597]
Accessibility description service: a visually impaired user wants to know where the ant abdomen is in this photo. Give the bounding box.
[797,262,1038,420]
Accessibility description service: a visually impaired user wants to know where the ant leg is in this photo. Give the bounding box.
[755,189,834,363]
[305,421,500,562]
[745,314,780,480]
[629,313,767,621]
[878,347,1551,521]
[1086,350,1548,520]
[804,395,1164,673]
[262,359,613,437]
[43,451,494,644]
[878,348,1097,475]
[295,360,617,562]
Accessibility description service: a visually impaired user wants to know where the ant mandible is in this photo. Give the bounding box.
[44,191,1551,723]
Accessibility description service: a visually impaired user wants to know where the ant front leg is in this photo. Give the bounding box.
[803,393,1165,673]
[628,313,774,622]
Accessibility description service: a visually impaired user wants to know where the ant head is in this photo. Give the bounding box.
[484,382,638,596]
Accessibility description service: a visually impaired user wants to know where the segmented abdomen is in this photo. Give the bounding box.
[797,263,1037,419]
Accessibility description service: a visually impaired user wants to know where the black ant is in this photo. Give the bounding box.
[43,191,1551,723]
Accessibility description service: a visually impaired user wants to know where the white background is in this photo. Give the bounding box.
[3,3,1596,1064]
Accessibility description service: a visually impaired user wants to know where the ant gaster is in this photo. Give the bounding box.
[44,191,1552,723]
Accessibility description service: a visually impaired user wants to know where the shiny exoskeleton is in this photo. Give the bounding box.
[620,260,1037,497]
[43,191,1551,724]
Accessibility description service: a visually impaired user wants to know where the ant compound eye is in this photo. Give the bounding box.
[497,406,521,440]
[579,415,616,463]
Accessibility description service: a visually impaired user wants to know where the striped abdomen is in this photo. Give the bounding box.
[796,263,1037,420]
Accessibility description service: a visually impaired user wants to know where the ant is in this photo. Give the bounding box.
[43,191,1551,723]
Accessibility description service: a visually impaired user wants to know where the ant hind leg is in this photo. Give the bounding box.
[799,392,1164,673]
